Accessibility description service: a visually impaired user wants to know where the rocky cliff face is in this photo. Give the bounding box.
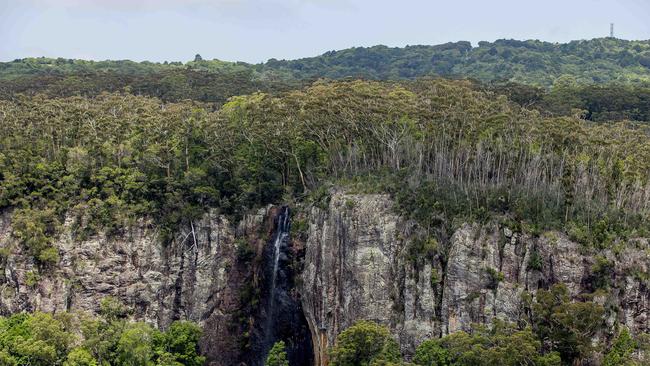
[299,190,650,364]
[0,207,275,366]
[0,190,648,365]
[298,191,431,364]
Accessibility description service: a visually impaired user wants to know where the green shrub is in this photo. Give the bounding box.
[308,185,332,210]
[602,328,636,366]
[590,256,614,290]
[99,296,129,320]
[430,268,441,288]
[236,239,255,262]
[413,339,449,366]
[63,348,97,366]
[329,320,400,366]
[25,271,40,287]
[11,208,61,265]
[265,341,288,366]
[485,267,504,290]
[527,250,543,271]
[415,321,560,366]
[38,247,60,265]
[290,217,309,237]
[0,350,17,366]
[407,238,439,264]
[163,321,205,366]
[0,247,10,262]
[116,322,156,366]
[0,270,201,366]
[531,284,605,363]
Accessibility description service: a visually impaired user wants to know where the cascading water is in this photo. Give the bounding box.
[263,208,289,346]
[268,210,289,311]
[248,206,313,366]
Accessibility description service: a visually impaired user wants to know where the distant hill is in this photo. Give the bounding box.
[2,38,650,86]
[264,38,650,85]
[2,38,650,123]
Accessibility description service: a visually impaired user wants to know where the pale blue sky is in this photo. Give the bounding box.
[1,0,649,63]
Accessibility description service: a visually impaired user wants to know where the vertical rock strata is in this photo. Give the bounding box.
[0,190,648,365]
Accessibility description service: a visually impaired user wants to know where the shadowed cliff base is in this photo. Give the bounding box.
[247,207,314,366]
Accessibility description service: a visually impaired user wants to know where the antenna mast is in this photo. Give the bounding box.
[610,23,614,38]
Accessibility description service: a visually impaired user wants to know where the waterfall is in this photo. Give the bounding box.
[264,207,290,346]
[268,207,289,309]
[250,206,313,366]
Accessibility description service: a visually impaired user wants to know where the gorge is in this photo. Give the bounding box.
[0,190,647,365]
[2,54,650,364]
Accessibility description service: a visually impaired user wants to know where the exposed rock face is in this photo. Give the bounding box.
[0,190,649,365]
[245,207,313,366]
[299,191,437,364]
[0,207,273,366]
[299,190,650,364]
[443,226,649,338]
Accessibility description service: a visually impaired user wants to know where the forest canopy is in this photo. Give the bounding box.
[3,38,650,86]
[1,79,649,261]
[3,38,650,124]
[2,37,650,366]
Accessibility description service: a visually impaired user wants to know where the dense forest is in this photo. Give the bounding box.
[0,298,204,366]
[1,38,650,365]
[3,79,649,256]
[3,38,650,86]
[2,38,650,123]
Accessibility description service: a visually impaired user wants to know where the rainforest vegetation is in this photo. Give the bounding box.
[1,38,650,365]
[3,38,650,87]
[2,79,649,256]
[0,297,204,366]
[326,303,649,366]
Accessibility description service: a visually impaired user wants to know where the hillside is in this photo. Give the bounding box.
[3,38,650,86]
[3,28,650,366]
[3,38,650,125]
[1,77,649,365]
[266,38,650,85]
